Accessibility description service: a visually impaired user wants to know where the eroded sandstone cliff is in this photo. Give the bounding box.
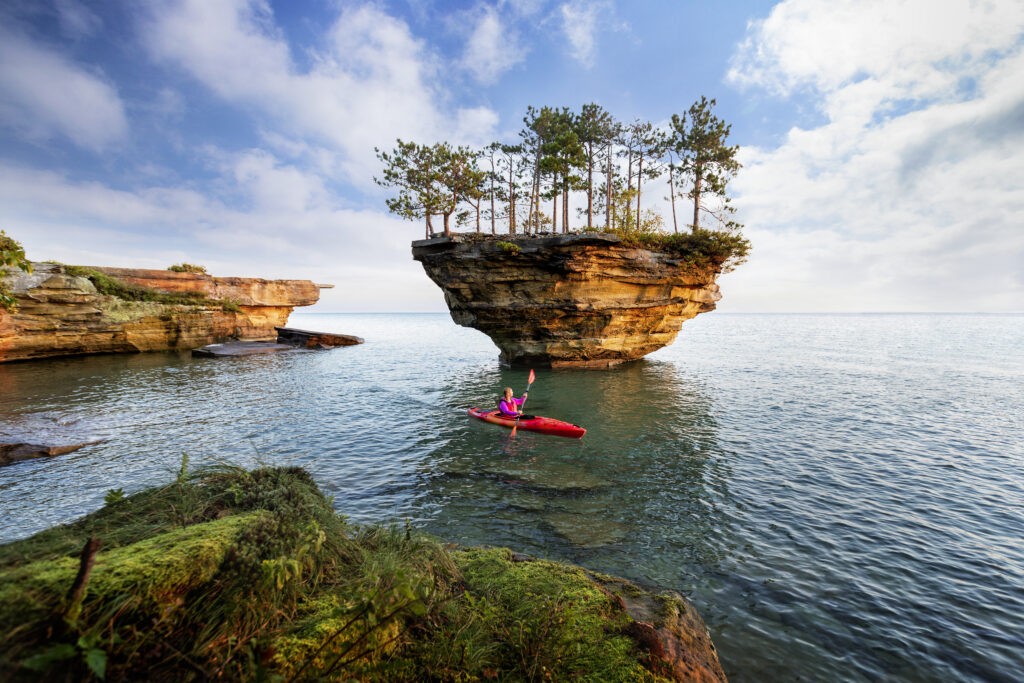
[412,233,723,368]
[0,263,324,362]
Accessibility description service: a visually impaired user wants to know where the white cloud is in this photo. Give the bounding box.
[559,1,598,67]
[0,28,128,152]
[460,7,526,84]
[143,0,498,185]
[54,0,102,39]
[0,156,444,311]
[724,0,1024,312]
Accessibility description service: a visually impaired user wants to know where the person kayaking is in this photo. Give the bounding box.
[498,386,527,416]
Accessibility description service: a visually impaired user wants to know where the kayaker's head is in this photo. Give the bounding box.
[503,386,513,400]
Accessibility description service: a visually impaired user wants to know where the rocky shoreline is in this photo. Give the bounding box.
[0,465,726,681]
[412,233,723,368]
[0,263,330,362]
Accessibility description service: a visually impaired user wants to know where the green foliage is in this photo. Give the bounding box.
[167,263,208,273]
[495,241,521,255]
[1,230,33,313]
[221,298,242,313]
[604,226,751,272]
[103,488,125,506]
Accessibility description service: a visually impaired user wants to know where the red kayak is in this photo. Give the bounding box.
[467,408,586,439]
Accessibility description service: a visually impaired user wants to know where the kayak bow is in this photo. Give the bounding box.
[467,408,586,439]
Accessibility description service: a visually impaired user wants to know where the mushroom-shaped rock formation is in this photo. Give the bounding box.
[412,233,723,368]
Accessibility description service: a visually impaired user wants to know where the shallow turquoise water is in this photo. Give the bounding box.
[1,313,1022,681]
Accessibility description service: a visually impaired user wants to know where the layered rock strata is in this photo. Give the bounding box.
[0,263,325,362]
[412,233,722,368]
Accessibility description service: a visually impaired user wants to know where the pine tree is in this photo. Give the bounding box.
[671,97,742,232]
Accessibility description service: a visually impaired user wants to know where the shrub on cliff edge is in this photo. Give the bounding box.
[604,225,751,272]
[168,263,208,273]
[1,230,33,313]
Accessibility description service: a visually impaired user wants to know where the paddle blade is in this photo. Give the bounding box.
[528,369,535,385]
[510,421,517,438]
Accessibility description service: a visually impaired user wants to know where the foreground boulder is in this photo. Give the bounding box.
[0,263,330,362]
[412,233,723,368]
[0,465,726,681]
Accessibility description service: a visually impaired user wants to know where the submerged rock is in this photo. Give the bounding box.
[545,511,628,548]
[484,461,610,492]
[191,340,301,357]
[412,233,722,367]
[0,440,102,466]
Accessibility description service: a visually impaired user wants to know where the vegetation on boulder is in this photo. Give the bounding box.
[0,465,721,681]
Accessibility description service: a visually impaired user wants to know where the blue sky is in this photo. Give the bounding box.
[2,0,1022,312]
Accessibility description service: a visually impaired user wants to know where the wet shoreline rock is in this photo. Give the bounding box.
[192,327,364,357]
[0,440,102,467]
[274,326,364,348]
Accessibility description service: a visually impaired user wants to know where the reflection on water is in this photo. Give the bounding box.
[1,313,1023,682]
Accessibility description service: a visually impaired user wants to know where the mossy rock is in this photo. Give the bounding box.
[0,466,725,682]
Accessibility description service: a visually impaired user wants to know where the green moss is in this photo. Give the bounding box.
[0,467,677,682]
[392,547,656,682]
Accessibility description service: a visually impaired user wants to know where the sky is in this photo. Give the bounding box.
[1,0,1022,312]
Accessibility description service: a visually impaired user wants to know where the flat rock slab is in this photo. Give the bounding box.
[484,462,610,492]
[544,512,628,548]
[192,341,299,357]
[1,441,103,466]
[275,327,364,348]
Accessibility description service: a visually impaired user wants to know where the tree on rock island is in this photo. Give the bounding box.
[375,101,750,271]
[671,97,742,233]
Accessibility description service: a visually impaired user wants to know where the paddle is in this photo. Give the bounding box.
[510,369,535,439]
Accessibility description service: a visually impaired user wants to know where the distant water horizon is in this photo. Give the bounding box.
[2,312,1021,681]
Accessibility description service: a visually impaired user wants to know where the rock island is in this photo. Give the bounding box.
[414,232,728,368]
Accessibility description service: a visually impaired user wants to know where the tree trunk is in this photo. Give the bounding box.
[563,179,569,233]
[605,146,612,230]
[587,151,594,228]
[425,214,430,238]
[626,152,633,196]
[508,168,516,235]
[490,176,496,235]
[443,212,451,236]
[636,154,643,231]
[552,177,558,232]
[476,203,481,233]
[692,172,701,233]
[669,166,678,233]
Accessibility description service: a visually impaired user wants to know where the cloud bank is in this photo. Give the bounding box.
[724,0,1024,311]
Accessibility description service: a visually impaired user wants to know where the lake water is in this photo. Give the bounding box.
[1,313,1022,681]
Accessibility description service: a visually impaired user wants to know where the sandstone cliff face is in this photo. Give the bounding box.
[0,263,323,362]
[412,233,722,368]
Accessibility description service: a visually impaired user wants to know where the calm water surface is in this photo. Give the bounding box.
[1,313,1022,681]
